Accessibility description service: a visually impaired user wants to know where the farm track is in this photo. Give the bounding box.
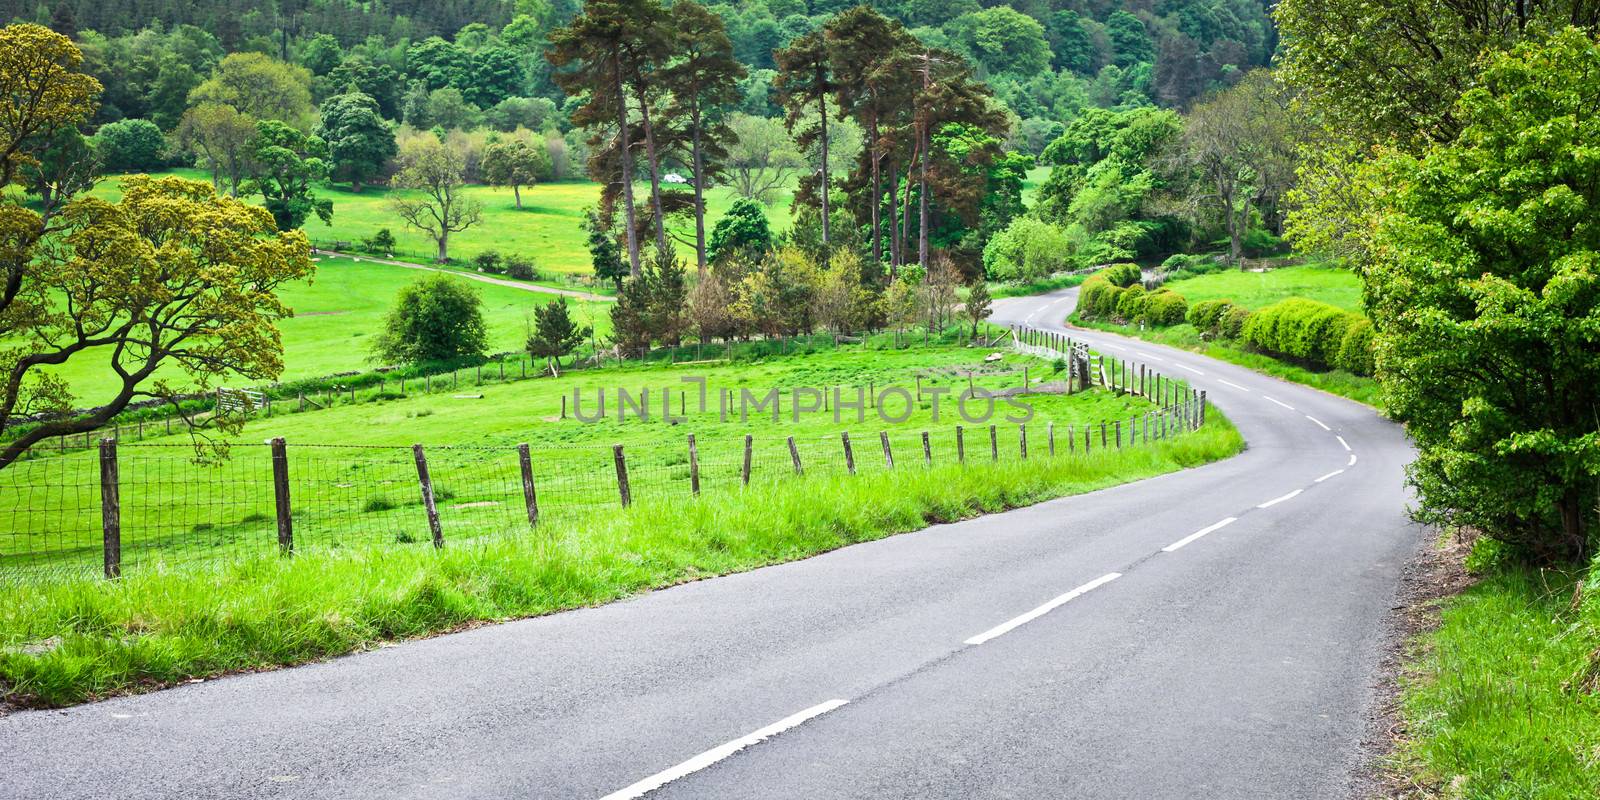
[314,249,615,302]
[0,286,1419,800]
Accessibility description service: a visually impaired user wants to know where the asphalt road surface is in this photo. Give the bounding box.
[0,287,1420,800]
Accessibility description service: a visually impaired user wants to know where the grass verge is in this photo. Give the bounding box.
[1391,547,1600,798]
[0,414,1241,708]
[990,273,1089,299]
[1070,316,1385,411]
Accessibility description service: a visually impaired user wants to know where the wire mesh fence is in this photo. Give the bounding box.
[0,324,1205,582]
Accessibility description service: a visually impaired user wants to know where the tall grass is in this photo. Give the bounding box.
[0,417,1241,708]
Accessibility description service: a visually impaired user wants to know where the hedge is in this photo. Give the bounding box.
[1103,262,1141,288]
[1241,298,1373,375]
[1187,298,1234,332]
[1142,290,1188,326]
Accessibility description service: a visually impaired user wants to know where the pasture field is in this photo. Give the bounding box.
[1164,262,1365,312]
[32,256,614,399]
[89,171,795,277]
[2,337,1207,579]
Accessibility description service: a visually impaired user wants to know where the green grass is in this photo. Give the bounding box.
[991,272,1088,299]
[5,338,1203,575]
[33,255,615,397]
[1394,554,1600,798]
[89,170,794,277]
[1069,317,1385,410]
[0,407,1241,708]
[1164,262,1365,313]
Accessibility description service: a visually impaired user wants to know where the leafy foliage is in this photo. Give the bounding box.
[370,273,488,365]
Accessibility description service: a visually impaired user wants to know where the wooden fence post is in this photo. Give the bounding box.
[1019,424,1028,459]
[1115,420,1122,448]
[99,438,121,579]
[788,436,803,475]
[956,425,966,463]
[613,444,632,507]
[1199,390,1207,426]
[742,434,754,486]
[989,425,999,461]
[517,443,539,526]
[841,432,856,475]
[687,434,701,496]
[412,444,444,548]
[270,437,293,555]
[1100,421,1108,448]
[880,431,894,469]
[922,431,932,466]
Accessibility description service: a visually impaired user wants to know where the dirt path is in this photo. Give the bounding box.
[314,249,614,302]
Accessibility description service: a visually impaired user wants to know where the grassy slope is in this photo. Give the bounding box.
[91,170,795,276]
[1395,556,1600,798]
[36,256,615,396]
[1071,262,1383,409]
[0,365,1242,707]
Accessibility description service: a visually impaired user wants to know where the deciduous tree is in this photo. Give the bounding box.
[388,136,483,263]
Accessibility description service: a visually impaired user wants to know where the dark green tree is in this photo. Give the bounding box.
[317,89,394,192]
[245,119,332,230]
[527,297,590,370]
[372,274,489,365]
[707,198,773,264]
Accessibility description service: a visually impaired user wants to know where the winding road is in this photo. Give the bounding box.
[0,287,1420,800]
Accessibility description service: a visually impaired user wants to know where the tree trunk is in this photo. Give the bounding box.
[918,121,930,272]
[868,113,882,271]
[691,106,708,274]
[818,86,830,249]
[437,232,449,263]
[636,87,668,256]
[513,184,522,209]
[887,163,900,276]
[899,156,915,276]
[612,53,641,277]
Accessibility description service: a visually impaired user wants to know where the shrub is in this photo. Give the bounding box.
[362,228,396,254]
[1187,298,1234,332]
[1142,290,1188,326]
[1218,305,1252,338]
[982,217,1074,282]
[1160,253,1225,276]
[1242,298,1369,370]
[370,273,489,365]
[95,119,167,172]
[1115,284,1147,320]
[1103,262,1141,288]
[473,250,505,274]
[504,255,538,280]
[1241,227,1289,257]
[1336,319,1376,376]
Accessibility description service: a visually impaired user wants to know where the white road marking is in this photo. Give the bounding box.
[1348,453,1358,467]
[1335,436,1351,451]
[1163,517,1238,553]
[1256,489,1303,509]
[1173,363,1205,375]
[598,699,849,800]
[1103,343,1127,352]
[1215,379,1250,392]
[1131,350,1166,363]
[1314,469,1344,483]
[1264,396,1295,410]
[1305,415,1331,431]
[964,573,1122,646]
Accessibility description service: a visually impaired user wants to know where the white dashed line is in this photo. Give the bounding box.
[1336,436,1351,451]
[1103,343,1127,352]
[1215,379,1250,392]
[1264,396,1295,410]
[1131,351,1166,362]
[1256,489,1303,509]
[1305,415,1330,431]
[1163,517,1238,553]
[1173,363,1205,375]
[1314,469,1345,483]
[964,573,1122,646]
[1348,453,1358,467]
[599,700,850,800]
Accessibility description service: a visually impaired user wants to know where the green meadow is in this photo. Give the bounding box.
[1164,261,1365,312]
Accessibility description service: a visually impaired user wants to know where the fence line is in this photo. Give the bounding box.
[0,326,1207,582]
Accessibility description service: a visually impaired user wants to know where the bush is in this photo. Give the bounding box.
[1241,228,1289,258]
[361,228,396,254]
[1187,298,1234,332]
[504,255,538,280]
[95,119,167,172]
[473,250,505,274]
[1218,305,1252,339]
[1336,319,1376,376]
[371,273,489,365]
[1142,290,1188,326]
[1242,298,1370,371]
[1103,262,1141,288]
[1115,284,1147,320]
[1161,253,1225,276]
[982,217,1074,282]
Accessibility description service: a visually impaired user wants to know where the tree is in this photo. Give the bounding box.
[661,1,745,273]
[0,24,101,190]
[527,298,589,370]
[188,52,314,130]
[0,175,315,468]
[245,119,331,231]
[724,113,802,205]
[774,29,835,247]
[708,198,773,264]
[1105,11,1154,70]
[176,102,256,195]
[19,125,98,220]
[1361,29,1600,563]
[93,118,165,171]
[371,273,488,365]
[481,137,550,208]
[388,136,483,263]
[947,7,1052,79]
[647,245,690,345]
[963,276,991,335]
[317,90,394,193]
[583,209,628,289]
